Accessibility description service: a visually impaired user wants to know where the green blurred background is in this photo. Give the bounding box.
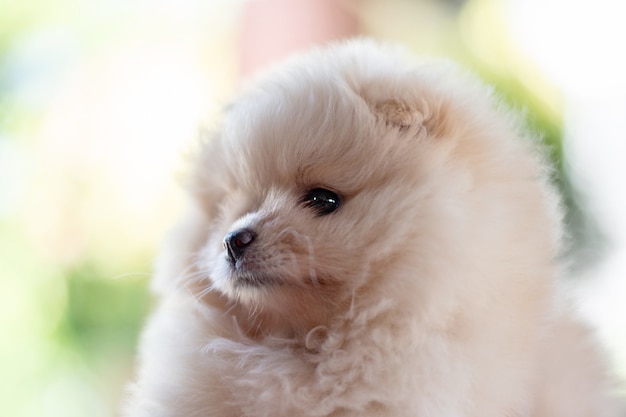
[0,0,624,416]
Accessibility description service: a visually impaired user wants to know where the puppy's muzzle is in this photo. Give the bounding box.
[224,228,256,263]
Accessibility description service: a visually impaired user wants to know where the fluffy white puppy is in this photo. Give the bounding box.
[124,40,623,416]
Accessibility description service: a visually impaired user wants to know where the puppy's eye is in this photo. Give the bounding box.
[301,188,341,216]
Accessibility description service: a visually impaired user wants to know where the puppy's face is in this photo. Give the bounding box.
[184,44,559,337]
[191,76,447,333]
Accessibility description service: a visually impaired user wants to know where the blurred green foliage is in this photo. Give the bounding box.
[60,265,151,361]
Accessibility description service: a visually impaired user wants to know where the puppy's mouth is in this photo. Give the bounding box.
[231,269,284,288]
[225,252,285,288]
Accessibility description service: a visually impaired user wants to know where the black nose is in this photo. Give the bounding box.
[224,228,256,263]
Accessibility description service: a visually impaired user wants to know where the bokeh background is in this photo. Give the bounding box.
[1,0,624,416]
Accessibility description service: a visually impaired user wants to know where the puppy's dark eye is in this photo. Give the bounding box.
[301,188,341,216]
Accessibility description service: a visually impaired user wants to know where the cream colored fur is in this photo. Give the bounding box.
[124,40,623,417]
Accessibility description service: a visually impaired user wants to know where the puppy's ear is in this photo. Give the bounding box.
[369,93,453,139]
[372,98,423,129]
[361,74,453,137]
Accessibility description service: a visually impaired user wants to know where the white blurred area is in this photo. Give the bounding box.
[505,0,626,377]
[1,1,240,265]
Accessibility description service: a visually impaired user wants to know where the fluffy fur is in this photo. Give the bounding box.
[124,40,623,416]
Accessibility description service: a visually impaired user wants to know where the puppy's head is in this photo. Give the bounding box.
[165,40,562,338]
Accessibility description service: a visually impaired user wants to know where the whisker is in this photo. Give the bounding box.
[276,226,300,241]
[300,233,319,287]
[192,275,222,301]
[169,252,205,288]
[277,227,320,287]
[109,271,152,280]
[223,301,238,317]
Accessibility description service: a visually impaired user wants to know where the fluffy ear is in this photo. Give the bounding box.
[368,92,454,139]
[372,98,424,129]
[360,72,455,138]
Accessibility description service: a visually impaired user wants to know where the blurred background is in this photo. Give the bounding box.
[0,0,624,415]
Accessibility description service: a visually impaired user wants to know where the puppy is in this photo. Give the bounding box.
[124,40,623,416]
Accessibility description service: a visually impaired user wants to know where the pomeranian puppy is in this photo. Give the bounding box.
[124,40,622,416]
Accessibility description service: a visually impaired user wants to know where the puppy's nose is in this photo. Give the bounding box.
[224,228,256,263]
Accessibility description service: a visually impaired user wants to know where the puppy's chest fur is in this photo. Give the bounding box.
[196,304,413,416]
[150,298,534,417]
